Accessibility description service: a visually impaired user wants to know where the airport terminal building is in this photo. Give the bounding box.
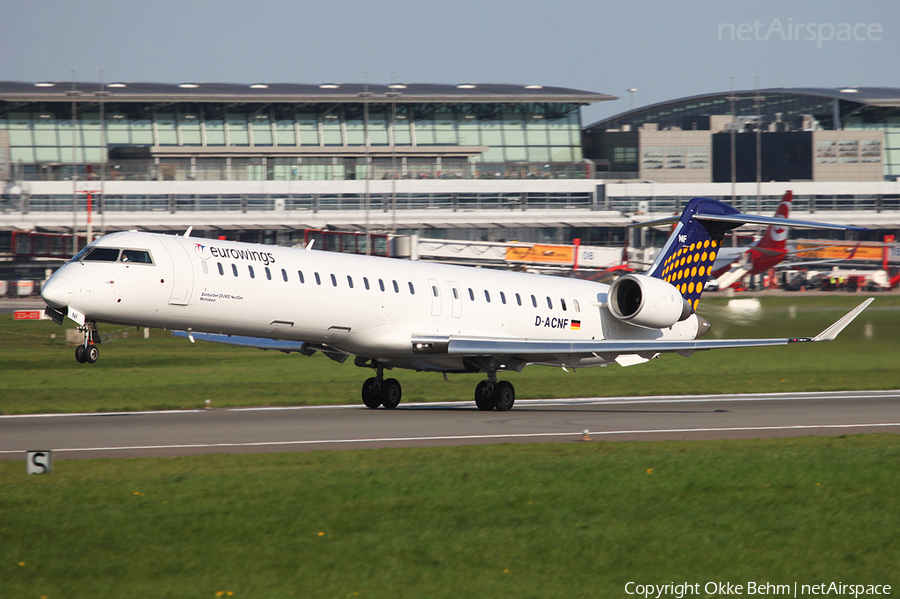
[1,82,899,266]
[0,81,610,183]
[583,87,900,183]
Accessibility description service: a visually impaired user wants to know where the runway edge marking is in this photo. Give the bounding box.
[2,422,899,456]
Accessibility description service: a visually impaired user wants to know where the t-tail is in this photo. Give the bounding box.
[605,197,866,329]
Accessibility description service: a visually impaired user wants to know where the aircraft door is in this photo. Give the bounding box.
[447,281,462,318]
[164,238,195,305]
[427,278,442,316]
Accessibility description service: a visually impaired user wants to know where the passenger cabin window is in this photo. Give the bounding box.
[218,263,224,275]
[452,288,459,299]
[515,293,522,306]
[232,264,238,277]
[121,249,153,264]
[574,300,580,312]
[248,265,255,278]
[347,276,354,289]
[392,280,399,293]
[379,279,385,292]
[468,288,475,301]
[83,248,120,262]
[432,285,439,297]
[331,274,337,287]
[546,297,553,309]
[266,267,272,281]
[282,269,288,282]
[500,291,507,304]
[408,282,415,295]
[484,290,491,303]
[201,261,209,275]
[560,298,567,311]
[298,270,305,284]
[363,277,370,290]
[315,273,321,285]
[531,295,537,308]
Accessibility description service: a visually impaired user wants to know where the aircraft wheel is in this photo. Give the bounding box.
[380,378,402,409]
[493,381,515,411]
[474,380,494,411]
[75,345,87,363]
[85,344,100,364]
[361,377,381,409]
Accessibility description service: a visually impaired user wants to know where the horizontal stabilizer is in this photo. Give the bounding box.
[695,213,868,232]
[633,209,868,233]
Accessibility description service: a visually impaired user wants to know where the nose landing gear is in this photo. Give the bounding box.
[74,321,101,364]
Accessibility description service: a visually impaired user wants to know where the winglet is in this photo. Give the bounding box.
[812,298,874,342]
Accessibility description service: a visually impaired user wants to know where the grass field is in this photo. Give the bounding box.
[2,435,898,598]
[1,295,898,414]
[2,296,898,597]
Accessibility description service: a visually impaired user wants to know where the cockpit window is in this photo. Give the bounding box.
[82,247,121,262]
[70,246,93,262]
[121,249,153,264]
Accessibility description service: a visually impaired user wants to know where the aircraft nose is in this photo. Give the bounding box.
[41,276,73,309]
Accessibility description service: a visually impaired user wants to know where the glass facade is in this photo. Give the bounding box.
[597,93,842,131]
[843,108,900,178]
[0,99,584,181]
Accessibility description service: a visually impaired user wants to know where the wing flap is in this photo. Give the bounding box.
[172,331,353,363]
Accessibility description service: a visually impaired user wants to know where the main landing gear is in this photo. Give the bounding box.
[474,372,515,411]
[360,363,402,409]
[355,360,515,411]
[74,321,100,364]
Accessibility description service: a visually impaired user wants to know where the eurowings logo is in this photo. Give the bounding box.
[194,243,212,260]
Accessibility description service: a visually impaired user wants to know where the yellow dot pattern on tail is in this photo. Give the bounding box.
[644,198,741,311]
[660,239,719,310]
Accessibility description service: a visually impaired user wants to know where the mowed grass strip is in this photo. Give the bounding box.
[1,295,898,414]
[2,436,898,598]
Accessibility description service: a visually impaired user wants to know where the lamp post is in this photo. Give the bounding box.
[359,77,372,255]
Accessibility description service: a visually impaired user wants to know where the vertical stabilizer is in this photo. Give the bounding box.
[757,190,792,251]
[644,198,744,310]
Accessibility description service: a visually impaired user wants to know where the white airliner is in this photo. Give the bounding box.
[41,197,873,411]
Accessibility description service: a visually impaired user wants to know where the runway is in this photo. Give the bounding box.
[1,390,898,460]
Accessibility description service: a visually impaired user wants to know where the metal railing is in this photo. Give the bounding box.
[6,191,598,214]
[10,161,596,182]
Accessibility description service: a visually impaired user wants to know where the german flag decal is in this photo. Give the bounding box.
[570,320,581,331]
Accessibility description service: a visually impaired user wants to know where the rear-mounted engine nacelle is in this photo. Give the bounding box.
[608,274,693,329]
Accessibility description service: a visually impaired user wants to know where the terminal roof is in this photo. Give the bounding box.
[0,81,617,104]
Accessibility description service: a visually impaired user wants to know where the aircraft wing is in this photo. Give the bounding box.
[714,266,752,289]
[412,299,872,361]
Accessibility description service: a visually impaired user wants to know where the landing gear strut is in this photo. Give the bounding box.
[74,321,100,364]
[360,362,402,409]
[474,372,515,411]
